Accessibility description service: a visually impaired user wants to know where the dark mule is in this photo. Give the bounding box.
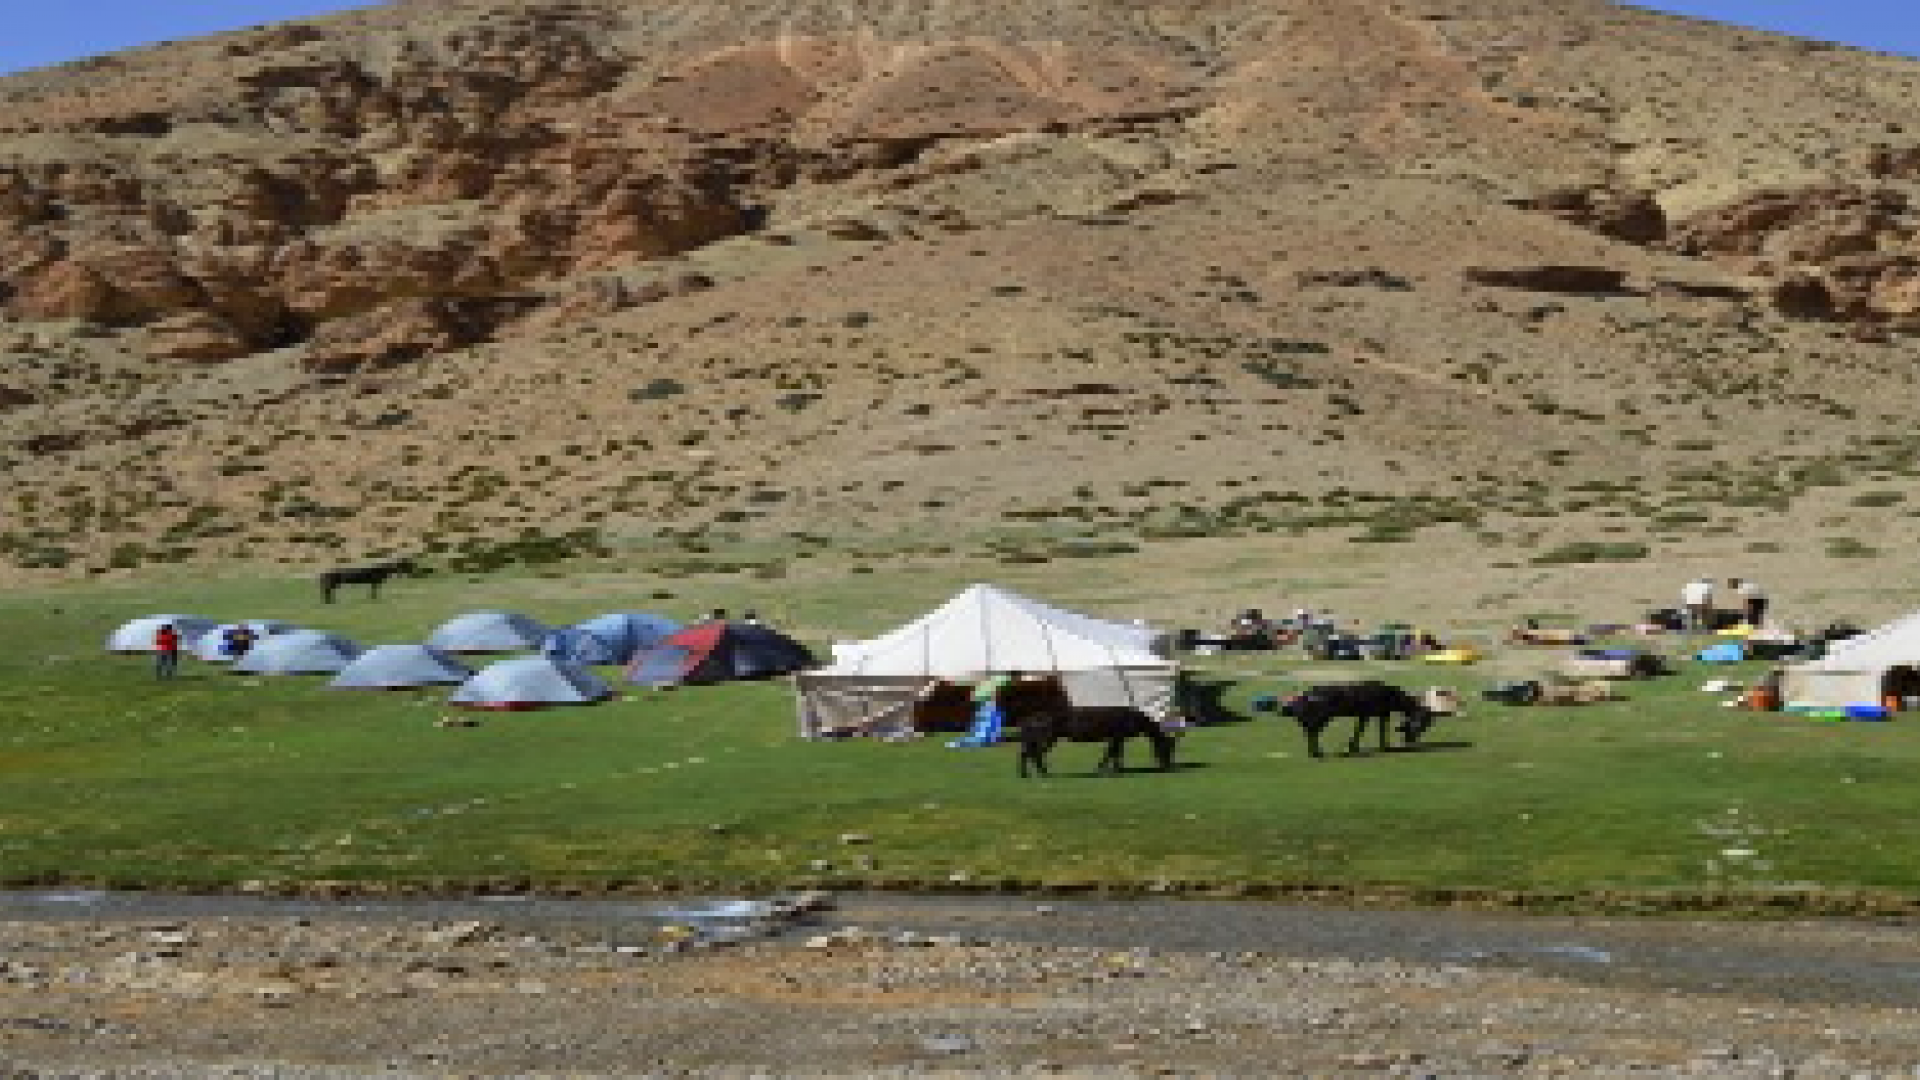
[1017,707,1179,778]
[1280,680,1434,758]
[319,558,420,604]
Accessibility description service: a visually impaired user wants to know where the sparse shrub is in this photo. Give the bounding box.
[1850,491,1906,507]
[1530,541,1651,565]
[1825,537,1880,559]
[629,378,687,402]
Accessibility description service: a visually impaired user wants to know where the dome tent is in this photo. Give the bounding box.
[192,620,300,662]
[449,656,612,710]
[544,612,682,666]
[328,644,474,690]
[106,615,219,654]
[230,630,363,675]
[540,627,617,667]
[628,621,815,687]
[426,611,550,654]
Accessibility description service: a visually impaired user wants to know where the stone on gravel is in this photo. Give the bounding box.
[920,1033,977,1054]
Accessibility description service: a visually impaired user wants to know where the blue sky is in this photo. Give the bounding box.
[0,2,1914,77]
[1645,2,1920,58]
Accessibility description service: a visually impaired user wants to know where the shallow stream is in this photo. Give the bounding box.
[1,889,1916,1006]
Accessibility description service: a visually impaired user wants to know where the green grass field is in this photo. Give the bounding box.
[4,562,1919,907]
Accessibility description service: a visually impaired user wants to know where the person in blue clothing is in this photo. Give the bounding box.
[221,624,258,659]
[950,671,1020,748]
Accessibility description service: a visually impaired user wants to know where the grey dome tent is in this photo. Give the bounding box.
[231,630,363,675]
[426,611,551,654]
[107,614,219,654]
[543,612,682,666]
[328,644,474,690]
[193,620,300,662]
[448,656,612,710]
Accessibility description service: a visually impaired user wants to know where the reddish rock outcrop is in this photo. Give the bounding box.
[1462,265,1631,294]
[1666,184,1920,330]
[300,296,539,372]
[522,271,716,331]
[0,6,1212,367]
[1866,145,1920,180]
[1758,256,1920,328]
[1670,186,1908,260]
[142,311,255,362]
[1770,274,1834,319]
[1529,185,1667,245]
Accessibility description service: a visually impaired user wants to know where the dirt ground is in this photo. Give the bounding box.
[5,896,1920,1076]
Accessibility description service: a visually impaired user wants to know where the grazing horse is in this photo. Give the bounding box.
[1017,707,1179,778]
[318,558,420,604]
[1280,680,1434,758]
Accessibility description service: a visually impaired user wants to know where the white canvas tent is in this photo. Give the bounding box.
[106,614,219,653]
[1783,614,1920,707]
[427,611,550,653]
[328,644,474,689]
[231,630,363,675]
[449,656,612,709]
[826,583,1167,676]
[799,583,1176,738]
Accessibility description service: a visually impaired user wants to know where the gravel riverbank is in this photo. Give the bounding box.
[2,893,1919,1076]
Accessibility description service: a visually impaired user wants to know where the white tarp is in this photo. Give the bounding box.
[794,673,935,739]
[794,667,1183,739]
[823,583,1168,678]
[1782,667,1882,708]
[1058,666,1181,719]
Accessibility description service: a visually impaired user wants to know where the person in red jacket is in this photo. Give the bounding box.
[153,622,181,680]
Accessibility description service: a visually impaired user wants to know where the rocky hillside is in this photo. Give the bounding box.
[5,0,1920,580]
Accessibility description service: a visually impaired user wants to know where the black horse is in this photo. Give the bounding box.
[318,558,421,604]
[1280,681,1434,758]
[1017,707,1179,778]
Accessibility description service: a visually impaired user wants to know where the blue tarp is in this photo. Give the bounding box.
[1696,641,1745,664]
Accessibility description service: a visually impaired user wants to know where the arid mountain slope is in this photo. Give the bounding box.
[3,0,1920,580]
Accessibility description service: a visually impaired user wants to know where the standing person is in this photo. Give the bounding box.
[706,608,729,623]
[153,622,182,680]
[1681,577,1716,633]
[1731,578,1768,628]
[1301,617,1332,659]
